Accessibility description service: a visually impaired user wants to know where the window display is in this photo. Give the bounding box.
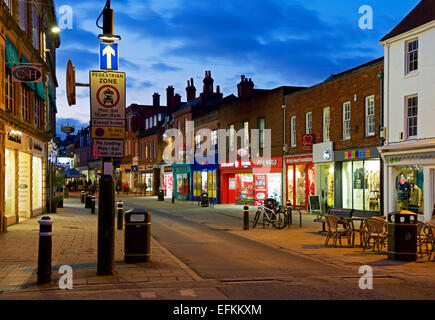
[5,149,16,218]
[319,165,334,210]
[177,173,189,198]
[18,152,31,218]
[395,165,423,214]
[164,174,173,196]
[32,156,42,210]
[287,164,315,208]
[267,173,281,204]
[236,173,254,203]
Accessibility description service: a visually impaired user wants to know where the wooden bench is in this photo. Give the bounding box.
[314,208,354,232]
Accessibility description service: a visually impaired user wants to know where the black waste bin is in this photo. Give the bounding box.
[124,209,151,263]
[85,193,92,208]
[157,189,164,201]
[387,212,418,261]
[201,192,209,207]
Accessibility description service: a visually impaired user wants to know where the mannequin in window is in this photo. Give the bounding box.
[409,182,422,214]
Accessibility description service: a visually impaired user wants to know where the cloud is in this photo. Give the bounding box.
[150,63,181,72]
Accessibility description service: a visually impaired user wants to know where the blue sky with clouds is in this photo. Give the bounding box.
[54,0,421,133]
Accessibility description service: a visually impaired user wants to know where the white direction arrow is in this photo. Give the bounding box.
[102,45,116,69]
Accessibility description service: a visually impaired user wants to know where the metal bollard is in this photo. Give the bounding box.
[37,216,54,285]
[243,203,249,230]
[81,191,85,203]
[117,201,124,230]
[91,196,96,214]
[286,200,293,226]
[172,194,175,204]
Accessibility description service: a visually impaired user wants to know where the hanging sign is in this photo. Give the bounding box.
[12,65,42,83]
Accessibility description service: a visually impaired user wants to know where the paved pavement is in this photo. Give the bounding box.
[0,193,434,300]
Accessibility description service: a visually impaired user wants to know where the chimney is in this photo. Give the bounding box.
[152,93,160,108]
[237,75,255,99]
[166,86,175,108]
[203,70,214,94]
[174,93,181,107]
[186,78,196,102]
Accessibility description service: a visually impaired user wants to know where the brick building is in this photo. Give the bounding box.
[1,0,59,231]
[284,58,384,215]
[219,76,304,205]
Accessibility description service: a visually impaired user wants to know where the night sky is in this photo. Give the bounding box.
[54,0,420,135]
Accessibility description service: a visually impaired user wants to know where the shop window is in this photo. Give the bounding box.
[396,165,423,214]
[177,173,189,198]
[287,167,294,204]
[236,174,254,204]
[320,165,334,211]
[5,149,16,218]
[295,166,306,206]
[32,156,42,210]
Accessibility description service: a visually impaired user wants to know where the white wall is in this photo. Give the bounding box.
[385,23,435,144]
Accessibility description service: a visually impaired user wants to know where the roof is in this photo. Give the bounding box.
[326,57,384,81]
[381,0,435,41]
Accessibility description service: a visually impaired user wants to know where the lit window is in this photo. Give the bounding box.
[290,116,296,147]
[5,68,14,112]
[195,134,201,149]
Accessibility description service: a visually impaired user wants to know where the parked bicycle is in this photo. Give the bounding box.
[252,198,287,229]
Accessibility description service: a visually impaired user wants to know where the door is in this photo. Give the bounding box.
[227,174,236,204]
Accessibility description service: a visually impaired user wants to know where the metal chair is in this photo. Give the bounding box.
[325,215,352,247]
[427,221,435,262]
[417,221,430,257]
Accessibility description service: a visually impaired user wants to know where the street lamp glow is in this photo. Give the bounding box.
[51,26,61,33]
[98,34,121,43]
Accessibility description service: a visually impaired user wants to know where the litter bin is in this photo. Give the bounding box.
[80,191,85,203]
[200,192,209,207]
[157,189,164,201]
[124,209,151,263]
[85,193,92,208]
[387,211,418,261]
[63,187,69,199]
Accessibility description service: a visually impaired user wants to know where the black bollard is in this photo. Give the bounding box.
[286,200,293,226]
[97,174,115,276]
[243,203,249,230]
[91,196,96,214]
[117,200,124,230]
[37,216,54,285]
[81,191,85,203]
[172,194,175,204]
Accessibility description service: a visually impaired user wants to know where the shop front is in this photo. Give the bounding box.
[334,147,381,216]
[313,142,334,213]
[285,154,315,209]
[380,146,435,222]
[172,164,191,200]
[139,164,157,195]
[4,126,46,225]
[219,157,282,205]
[192,165,219,204]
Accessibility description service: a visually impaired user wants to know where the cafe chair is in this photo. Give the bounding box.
[427,221,435,262]
[362,218,388,253]
[325,215,352,248]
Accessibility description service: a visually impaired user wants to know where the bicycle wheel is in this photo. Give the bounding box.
[253,210,261,228]
[273,212,287,229]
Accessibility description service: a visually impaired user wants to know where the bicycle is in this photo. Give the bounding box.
[252,199,287,229]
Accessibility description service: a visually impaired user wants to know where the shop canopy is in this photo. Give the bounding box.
[5,37,19,69]
[64,168,85,178]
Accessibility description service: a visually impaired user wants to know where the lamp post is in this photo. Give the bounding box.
[282,104,287,207]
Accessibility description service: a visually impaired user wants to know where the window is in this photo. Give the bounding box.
[323,107,330,141]
[258,118,265,149]
[406,39,418,74]
[19,0,27,32]
[290,116,296,147]
[211,130,218,146]
[21,84,30,122]
[229,124,235,152]
[145,144,148,159]
[195,134,201,149]
[178,121,181,132]
[158,113,162,122]
[305,112,312,134]
[153,116,157,126]
[153,140,156,158]
[5,68,14,113]
[407,95,418,138]
[243,121,249,148]
[365,96,375,137]
[145,118,148,129]
[4,0,12,14]
[32,8,40,51]
[34,97,41,129]
[343,101,351,140]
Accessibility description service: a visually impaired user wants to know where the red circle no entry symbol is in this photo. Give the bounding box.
[97,85,120,108]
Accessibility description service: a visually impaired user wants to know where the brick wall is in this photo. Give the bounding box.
[285,60,384,153]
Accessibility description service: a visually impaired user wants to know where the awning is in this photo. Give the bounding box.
[5,38,19,69]
[20,55,35,91]
[35,80,46,101]
[64,168,85,178]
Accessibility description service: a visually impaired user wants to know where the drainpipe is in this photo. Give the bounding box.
[378,70,385,216]
[282,103,287,207]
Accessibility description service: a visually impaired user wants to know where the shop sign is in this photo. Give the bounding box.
[219,160,251,169]
[12,65,42,83]
[301,134,315,152]
[7,130,22,144]
[164,166,173,173]
[285,155,313,165]
[313,142,334,163]
[237,148,250,157]
[252,158,280,167]
[254,174,267,206]
[344,149,371,160]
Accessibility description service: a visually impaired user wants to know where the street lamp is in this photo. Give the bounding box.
[51,26,61,34]
[96,0,121,43]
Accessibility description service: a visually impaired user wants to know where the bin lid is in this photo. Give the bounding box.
[125,208,150,223]
[399,210,417,215]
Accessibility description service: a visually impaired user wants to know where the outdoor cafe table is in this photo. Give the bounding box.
[340,217,367,247]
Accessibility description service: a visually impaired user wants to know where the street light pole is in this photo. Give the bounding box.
[282,104,287,207]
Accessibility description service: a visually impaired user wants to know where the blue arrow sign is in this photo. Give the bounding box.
[99,43,119,71]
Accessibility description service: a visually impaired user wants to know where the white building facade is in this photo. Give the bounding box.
[379,1,435,222]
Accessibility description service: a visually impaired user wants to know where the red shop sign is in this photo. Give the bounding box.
[285,155,313,165]
[301,134,315,152]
